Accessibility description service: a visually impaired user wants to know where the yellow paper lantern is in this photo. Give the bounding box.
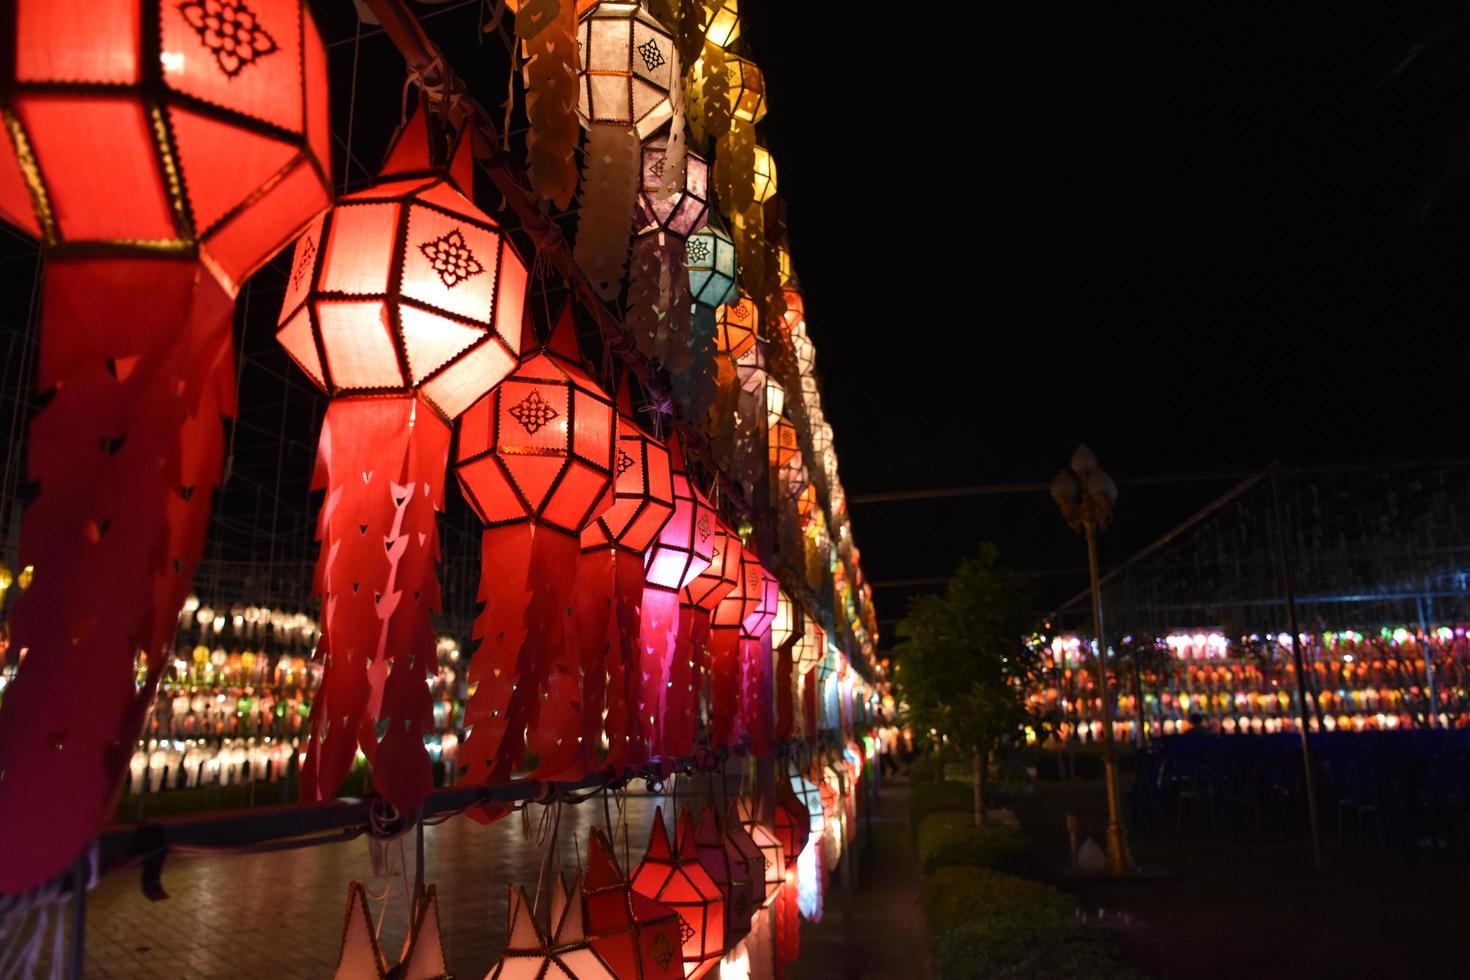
[725,55,766,123]
[752,146,777,204]
[704,0,740,48]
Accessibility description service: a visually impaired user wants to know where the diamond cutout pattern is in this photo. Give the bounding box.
[616,448,635,477]
[638,38,666,72]
[509,390,559,435]
[180,0,278,78]
[418,228,485,288]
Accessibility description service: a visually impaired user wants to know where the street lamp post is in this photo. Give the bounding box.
[1051,445,1133,876]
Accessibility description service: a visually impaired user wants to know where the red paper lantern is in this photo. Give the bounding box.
[632,808,726,979]
[773,780,811,871]
[575,382,676,770]
[663,520,743,757]
[636,441,715,759]
[279,109,524,811]
[455,307,617,796]
[582,828,686,980]
[0,0,330,895]
[709,549,764,747]
[739,567,779,757]
[694,804,763,944]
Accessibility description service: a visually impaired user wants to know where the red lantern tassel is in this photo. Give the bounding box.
[709,628,743,747]
[664,604,712,756]
[802,671,820,746]
[524,528,584,781]
[607,552,651,767]
[774,640,795,742]
[776,880,801,963]
[299,396,449,812]
[572,545,615,773]
[0,258,234,895]
[638,587,681,760]
[742,633,775,758]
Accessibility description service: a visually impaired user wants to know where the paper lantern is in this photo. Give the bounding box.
[661,518,742,756]
[581,827,686,980]
[751,147,777,205]
[794,620,826,675]
[715,293,758,361]
[724,55,767,124]
[773,780,811,871]
[709,548,765,747]
[695,804,762,943]
[635,139,711,240]
[723,798,772,908]
[686,224,739,309]
[577,2,676,138]
[735,798,786,904]
[333,881,448,980]
[282,110,524,811]
[455,309,617,796]
[739,566,779,756]
[0,0,330,896]
[636,440,715,757]
[576,383,676,769]
[771,589,799,742]
[573,1,677,297]
[487,875,616,979]
[703,0,740,48]
[631,808,726,980]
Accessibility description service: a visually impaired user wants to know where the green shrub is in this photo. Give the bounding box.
[917,811,1032,874]
[910,780,975,828]
[922,866,1073,938]
[934,919,1145,980]
[907,754,939,783]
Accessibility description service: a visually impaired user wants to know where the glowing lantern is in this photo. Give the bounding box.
[686,224,739,309]
[723,799,771,907]
[573,2,677,297]
[454,309,616,797]
[333,881,448,979]
[715,294,759,361]
[751,147,777,204]
[771,588,800,742]
[0,0,330,895]
[487,875,616,979]
[695,804,761,943]
[735,798,786,903]
[663,519,743,757]
[631,808,726,979]
[739,566,780,756]
[281,110,524,811]
[575,382,676,769]
[582,827,686,980]
[709,549,765,747]
[725,56,767,124]
[703,0,740,47]
[635,139,711,240]
[773,780,811,871]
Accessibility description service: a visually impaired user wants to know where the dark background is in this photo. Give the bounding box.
[5,1,1470,633]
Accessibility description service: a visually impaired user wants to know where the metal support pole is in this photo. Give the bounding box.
[1085,522,1131,876]
[1270,468,1323,871]
[67,855,87,980]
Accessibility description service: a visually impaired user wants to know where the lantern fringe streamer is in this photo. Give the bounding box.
[607,552,651,766]
[0,259,234,897]
[519,0,580,208]
[637,589,681,759]
[574,125,641,300]
[299,397,450,812]
[523,528,584,781]
[740,633,774,757]
[708,629,743,747]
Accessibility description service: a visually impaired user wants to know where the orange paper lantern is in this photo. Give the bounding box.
[582,828,686,980]
[631,808,727,979]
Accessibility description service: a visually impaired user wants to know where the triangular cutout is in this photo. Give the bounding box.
[676,809,700,860]
[645,806,673,862]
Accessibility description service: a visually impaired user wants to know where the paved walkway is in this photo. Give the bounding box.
[787,775,932,980]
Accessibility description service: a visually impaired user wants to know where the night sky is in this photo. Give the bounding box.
[744,2,1470,622]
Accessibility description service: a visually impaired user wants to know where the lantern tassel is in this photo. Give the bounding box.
[299,396,449,812]
[572,544,615,774]
[524,528,585,781]
[637,588,681,760]
[708,628,743,748]
[741,632,774,758]
[607,551,652,767]
[0,258,234,896]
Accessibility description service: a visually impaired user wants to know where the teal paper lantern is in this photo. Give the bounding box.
[686,224,738,308]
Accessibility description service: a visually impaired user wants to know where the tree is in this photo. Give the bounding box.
[894,544,1038,826]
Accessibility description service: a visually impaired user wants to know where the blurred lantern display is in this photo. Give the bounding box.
[694,804,762,943]
[0,0,331,896]
[739,566,780,756]
[703,0,740,48]
[637,441,716,758]
[575,381,676,769]
[771,588,801,740]
[583,828,686,980]
[334,881,448,979]
[487,875,616,979]
[628,138,710,375]
[735,798,786,903]
[455,308,616,801]
[278,108,524,812]
[665,517,743,756]
[751,147,777,204]
[715,293,759,361]
[774,780,812,871]
[632,809,726,980]
[573,1,677,298]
